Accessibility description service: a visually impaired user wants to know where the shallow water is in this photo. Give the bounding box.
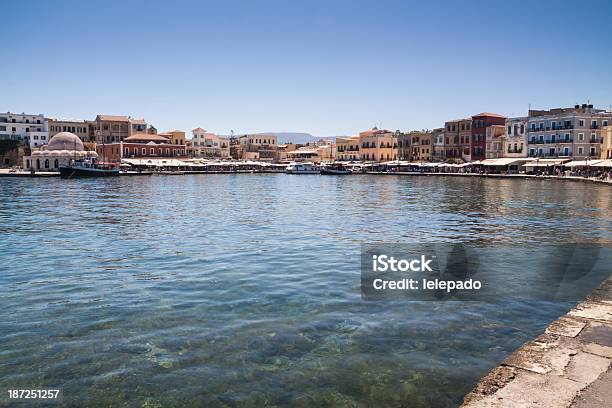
[1,174,611,407]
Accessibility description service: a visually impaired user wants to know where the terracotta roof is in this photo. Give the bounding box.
[472,112,506,119]
[124,133,170,142]
[192,127,207,132]
[98,115,129,122]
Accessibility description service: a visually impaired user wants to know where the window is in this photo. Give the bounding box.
[578,147,583,154]
[579,119,585,127]
[578,133,584,141]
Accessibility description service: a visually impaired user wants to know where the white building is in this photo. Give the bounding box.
[191,128,230,158]
[0,112,49,148]
[503,117,528,158]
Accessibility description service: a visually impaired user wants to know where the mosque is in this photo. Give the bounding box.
[22,132,97,171]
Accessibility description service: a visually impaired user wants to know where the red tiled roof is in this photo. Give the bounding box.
[124,133,170,142]
[98,115,130,122]
[192,127,207,132]
[472,112,506,119]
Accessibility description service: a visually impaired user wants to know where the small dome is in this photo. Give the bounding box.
[47,132,84,151]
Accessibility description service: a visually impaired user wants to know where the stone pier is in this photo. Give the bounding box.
[462,277,612,408]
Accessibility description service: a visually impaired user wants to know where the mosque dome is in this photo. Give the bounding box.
[47,132,84,151]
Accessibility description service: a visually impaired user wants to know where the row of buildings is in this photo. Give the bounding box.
[336,105,612,163]
[2,102,612,169]
[0,111,336,168]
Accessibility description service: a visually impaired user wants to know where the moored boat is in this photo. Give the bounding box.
[285,162,320,174]
[60,158,119,178]
[320,163,351,175]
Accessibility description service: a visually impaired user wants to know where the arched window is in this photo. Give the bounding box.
[26,159,30,168]
[44,159,49,168]
[36,159,40,169]
[54,159,59,168]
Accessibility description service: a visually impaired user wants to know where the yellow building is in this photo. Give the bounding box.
[358,128,397,162]
[159,130,186,146]
[602,126,612,159]
[336,136,360,161]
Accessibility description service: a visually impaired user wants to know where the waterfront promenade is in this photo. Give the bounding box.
[2,167,611,186]
[462,277,612,408]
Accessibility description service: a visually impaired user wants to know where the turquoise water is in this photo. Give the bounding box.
[1,174,611,407]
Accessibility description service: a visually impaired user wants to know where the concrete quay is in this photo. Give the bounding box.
[462,277,612,408]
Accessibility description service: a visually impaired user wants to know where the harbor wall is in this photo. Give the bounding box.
[461,277,612,407]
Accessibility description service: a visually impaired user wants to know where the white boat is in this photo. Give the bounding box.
[285,162,320,174]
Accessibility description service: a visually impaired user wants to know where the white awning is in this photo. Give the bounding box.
[523,159,571,167]
[564,160,603,167]
[480,158,529,166]
[591,159,612,167]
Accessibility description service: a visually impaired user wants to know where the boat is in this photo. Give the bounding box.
[285,162,320,174]
[320,163,351,175]
[60,158,119,178]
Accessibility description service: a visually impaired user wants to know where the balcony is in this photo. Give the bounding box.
[591,124,599,129]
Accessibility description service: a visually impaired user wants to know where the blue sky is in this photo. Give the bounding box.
[2,0,612,136]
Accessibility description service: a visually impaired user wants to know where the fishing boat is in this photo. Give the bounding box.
[320,163,351,175]
[60,158,119,178]
[285,162,320,174]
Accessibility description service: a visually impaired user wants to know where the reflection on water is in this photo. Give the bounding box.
[0,175,611,407]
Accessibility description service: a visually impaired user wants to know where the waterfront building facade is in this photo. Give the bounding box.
[359,128,397,162]
[602,126,612,159]
[95,115,130,144]
[432,128,445,161]
[406,131,433,161]
[503,117,528,158]
[286,144,333,162]
[0,112,49,148]
[336,136,360,161]
[97,133,187,163]
[527,104,612,159]
[472,113,506,161]
[160,130,186,146]
[191,128,230,158]
[485,125,506,159]
[443,120,462,161]
[238,134,278,162]
[130,118,147,135]
[48,118,90,142]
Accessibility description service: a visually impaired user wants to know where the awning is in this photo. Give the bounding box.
[564,160,603,167]
[591,159,612,167]
[523,159,571,167]
[480,158,529,166]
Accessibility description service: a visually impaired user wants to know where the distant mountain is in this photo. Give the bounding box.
[256,132,320,144]
[219,132,345,144]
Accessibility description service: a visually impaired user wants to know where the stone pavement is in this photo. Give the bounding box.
[462,278,612,408]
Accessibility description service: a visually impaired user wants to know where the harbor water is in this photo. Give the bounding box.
[1,174,611,407]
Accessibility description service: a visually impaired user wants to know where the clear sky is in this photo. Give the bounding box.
[2,0,612,137]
